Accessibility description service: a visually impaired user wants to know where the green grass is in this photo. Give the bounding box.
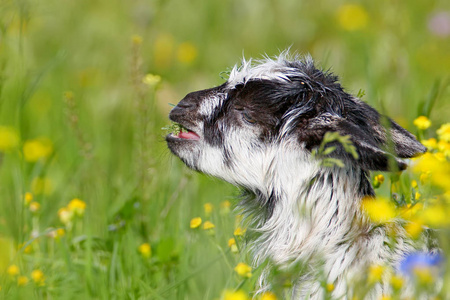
[0,0,449,298]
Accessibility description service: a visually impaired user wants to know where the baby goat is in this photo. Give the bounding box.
[166,53,427,299]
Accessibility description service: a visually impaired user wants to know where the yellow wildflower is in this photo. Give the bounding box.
[68,198,86,216]
[337,4,368,31]
[23,137,53,162]
[400,203,423,220]
[131,34,143,45]
[204,202,213,214]
[56,228,66,238]
[223,290,249,300]
[7,265,20,276]
[413,152,450,190]
[411,180,418,189]
[228,238,238,253]
[190,217,202,229]
[29,201,41,213]
[390,275,404,290]
[413,116,432,130]
[24,192,33,205]
[142,74,161,87]
[261,291,277,300]
[203,221,215,230]
[138,243,152,258]
[0,126,19,151]
[234,227,246,236]
[422,138,438,150]
[17,276,29,286]
[415,192,421,200]
[414,267,433,284]
[177,42,198,64]
[31,177,53,195]
[437,140,450,157]
[234,262,252,278]
[380,296,391,300]
[31,269,45,285]
[58,207,73,224]
[326,283,335,292]
[361,197,397,223]
[420,205,449,228]
[220,200,231,214]
[373,174,385,188]
[405,221,423,239]
[437,123,450,142]
[419,171,431,184]
[154,34,174,69]
[368,264,384,283]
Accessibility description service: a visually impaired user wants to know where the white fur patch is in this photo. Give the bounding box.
[227,51,314,88]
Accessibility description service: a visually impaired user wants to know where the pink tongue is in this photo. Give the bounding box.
[178,131,200,140]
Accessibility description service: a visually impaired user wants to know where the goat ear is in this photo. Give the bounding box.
[303,114,426,171]
[388,119,427,158]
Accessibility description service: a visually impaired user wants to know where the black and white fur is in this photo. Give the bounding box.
[166,53,427,299]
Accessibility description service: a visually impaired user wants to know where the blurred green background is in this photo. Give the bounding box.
[0,0,449,298]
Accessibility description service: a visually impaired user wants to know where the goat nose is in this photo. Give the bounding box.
[174,99,196,109]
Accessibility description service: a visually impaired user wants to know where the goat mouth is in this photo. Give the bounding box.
[165,122,200,141]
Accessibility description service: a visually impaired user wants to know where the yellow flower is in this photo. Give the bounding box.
[154,34,174,69]
[17,276,29,286]
[31,269,45,285]
[413,152,450,190]
[337,4,368,31]
[414,267,434,284]
[437,140,450,157]
[131,34,143,45]
[220,200,231,214]
[368,264,385,283]
[422,138,438,150]
[23,137,53,162]
[413,116,432,130]
[373,174,384,188]
[390,275,404,290]
[49,228,66,239]
[190,217,202,229]
[56,228,66,238]
[31,177,53,195]
[415,192,421,200]
[437,123,450,142]
[142,74,161,87]
[7,265,20,276]
[58,207,73,224]
[405,221,423,239]
[420,205,449,228]
[228,238,238,253]
[326,283,335,292]
[380,296,391,300]
[234,227,246,236]
[177,42,198,65]
[138,243,152,258]
[234,262,252,278]
[411,180,418,189]
[361,197,397,223]
[29,201,41,213]
[0,126,19,151]
[261,291,277,300]
[204,203,213,214]
[203,221,215,230]
[223,290,249,300]
[24,192,33,205]
[68,198,86,216]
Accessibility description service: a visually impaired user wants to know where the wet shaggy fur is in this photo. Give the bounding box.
[166,53,427,299]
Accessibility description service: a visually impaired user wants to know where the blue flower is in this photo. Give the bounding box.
[399,252,444,276]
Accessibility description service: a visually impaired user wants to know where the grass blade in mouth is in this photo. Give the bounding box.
[162,122,188,135]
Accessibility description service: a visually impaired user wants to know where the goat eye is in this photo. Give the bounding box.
[242,111,256,124]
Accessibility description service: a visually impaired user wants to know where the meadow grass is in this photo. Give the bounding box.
[0,0,449,299]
